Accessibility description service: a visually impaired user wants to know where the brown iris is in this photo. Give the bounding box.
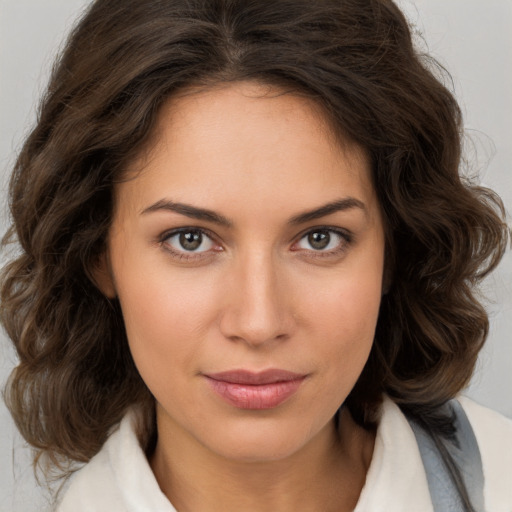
[308,230,331,250]
[179,230,203,251]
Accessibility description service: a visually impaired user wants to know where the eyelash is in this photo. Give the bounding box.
[158,226,353,261]
[291,226,353,258]
[158,227,221,261]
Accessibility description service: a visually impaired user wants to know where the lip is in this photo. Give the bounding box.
[204,369,307,410]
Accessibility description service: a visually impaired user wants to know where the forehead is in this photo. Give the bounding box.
[118,81,377,218]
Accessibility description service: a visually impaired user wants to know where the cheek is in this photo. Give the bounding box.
[302,260,382,334]
[298,260,383,378]
[113,255,221,378]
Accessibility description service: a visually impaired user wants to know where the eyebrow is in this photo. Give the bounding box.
[141,197,366,227]
[288,197,366,224]
[141,200,232,227]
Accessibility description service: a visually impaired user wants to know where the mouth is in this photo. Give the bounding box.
[203,369,307,410]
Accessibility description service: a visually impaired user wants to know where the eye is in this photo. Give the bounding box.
[163,229,216,253]
[293,228,350,253]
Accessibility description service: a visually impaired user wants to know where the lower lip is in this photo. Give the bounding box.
[205,377,305,410]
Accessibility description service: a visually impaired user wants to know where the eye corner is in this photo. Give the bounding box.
[291,226,353,257]
[157,226,223,261]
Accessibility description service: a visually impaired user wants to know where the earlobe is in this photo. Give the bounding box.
[89,251,117,299]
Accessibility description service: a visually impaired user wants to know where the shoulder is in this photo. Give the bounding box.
[56,409,174,512]
[56,429,126,511]
[355,397,434,512]
[356,395,512,512]
[458,395,512,511]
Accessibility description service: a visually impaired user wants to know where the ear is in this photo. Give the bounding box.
[89,251,117,299]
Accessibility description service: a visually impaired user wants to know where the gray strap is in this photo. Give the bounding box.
[407,400,485,512]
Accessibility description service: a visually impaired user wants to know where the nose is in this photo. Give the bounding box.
[219,252,296,348]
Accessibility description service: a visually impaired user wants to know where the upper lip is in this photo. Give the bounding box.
[205,369,306,385]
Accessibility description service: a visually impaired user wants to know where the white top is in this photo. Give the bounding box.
[56,396,512,512]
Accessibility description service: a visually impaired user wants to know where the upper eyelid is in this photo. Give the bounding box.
[158,225,352,252]
[159,226,218,243]
[291,227,353,255]
[294,225,352,242]
[159,228,220,260]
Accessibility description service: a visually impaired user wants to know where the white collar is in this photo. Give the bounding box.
[354,396,433,512]
[59,396,433,511]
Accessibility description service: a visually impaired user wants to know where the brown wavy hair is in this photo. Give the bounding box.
[2,0,509,484]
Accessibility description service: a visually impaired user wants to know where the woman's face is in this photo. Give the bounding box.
[99,82,385,462]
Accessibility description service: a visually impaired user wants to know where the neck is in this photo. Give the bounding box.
[149,408,375,512]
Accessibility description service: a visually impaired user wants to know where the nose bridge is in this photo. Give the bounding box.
[220,248,293,346]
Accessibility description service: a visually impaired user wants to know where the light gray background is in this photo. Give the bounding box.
[1,0,511,510]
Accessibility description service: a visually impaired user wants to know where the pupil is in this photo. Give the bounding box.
[308,231,330,250]
[180,231,202,251]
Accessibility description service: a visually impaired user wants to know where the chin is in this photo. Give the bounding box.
[207,436,307,463]
[196,415,331,463]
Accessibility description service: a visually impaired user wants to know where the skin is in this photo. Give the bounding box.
[95,81,386,512]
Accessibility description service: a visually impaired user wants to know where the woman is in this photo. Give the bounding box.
[1,0,511,511]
